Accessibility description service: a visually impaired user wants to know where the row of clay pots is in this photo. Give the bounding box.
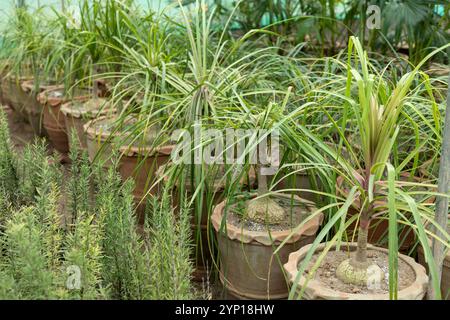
[5,75,435,300]
[38,87,94,154]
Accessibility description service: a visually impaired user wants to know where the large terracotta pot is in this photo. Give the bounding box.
[38,87,91,154]
[212,194,323,299]
[157,164,257,282]
[61,98,112,151]
[118,144,174,224]
[418,214,450,299]
[20,79,58,136]
[284,242,428,300]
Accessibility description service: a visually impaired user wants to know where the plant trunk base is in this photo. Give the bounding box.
[246,197,285,224]
[336,258,384,287]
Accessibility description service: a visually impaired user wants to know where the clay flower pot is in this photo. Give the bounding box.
[38,87,92,154]
[20,79,58,136]
[118,143,175,223]
[284,242,428,300]
[1,75,31,121]
[157,164,257,282]
[61,98,112,151]
[418,214,450,299]
[212,194,323,299]
[84,115,118,167]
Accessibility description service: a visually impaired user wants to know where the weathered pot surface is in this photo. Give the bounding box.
[62,98,113,150]
[38,87,93,154]
[1,75,32,120]
[212,194,323,299]
[284,242,428,300]
[20,79,58,137]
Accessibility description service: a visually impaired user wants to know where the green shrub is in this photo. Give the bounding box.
[0,109,18,202]
[146,193,194,300]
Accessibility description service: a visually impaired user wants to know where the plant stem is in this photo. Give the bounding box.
[256,164,267,196]
[354,218,369,264]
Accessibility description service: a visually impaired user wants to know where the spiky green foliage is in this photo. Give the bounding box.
[0,207,55,299]
[0,187,12,230]
[95,166,148,299]
[39,183,63,271]
[0,109,18,201]
[62,211,106,300]
[146,193,194,300]
[68,131,92,227]
[17,139,50,204]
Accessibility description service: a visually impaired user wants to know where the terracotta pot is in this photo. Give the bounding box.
[38,87,92,154]
[83,115,118,167]
[61,98,112,151]
[212,194,323,299]
[1,75,31,121]
[157,164,257,282]
[284,242,428,300]
[0,68,8,106]
[118,144,175,224]
[417,214,450,299]
[20,79,58,137]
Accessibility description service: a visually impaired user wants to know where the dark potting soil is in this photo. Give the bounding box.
[226,196,311,232]
[303,248,416,295]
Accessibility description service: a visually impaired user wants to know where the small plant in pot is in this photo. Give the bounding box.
[283,37,450,300]
[212,166,323,300]
[211,94,324,299]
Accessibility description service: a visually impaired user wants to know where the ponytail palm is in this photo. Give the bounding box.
[285,37,450,299]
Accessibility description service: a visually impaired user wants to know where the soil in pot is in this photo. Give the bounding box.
[284,242,428,300]
[212,193,323,300]
[62,98,113,151]
[38,87,93,155]
[158,164,257,282]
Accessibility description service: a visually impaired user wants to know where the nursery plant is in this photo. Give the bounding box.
[282,37,450,300]
[0,0,449,303]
